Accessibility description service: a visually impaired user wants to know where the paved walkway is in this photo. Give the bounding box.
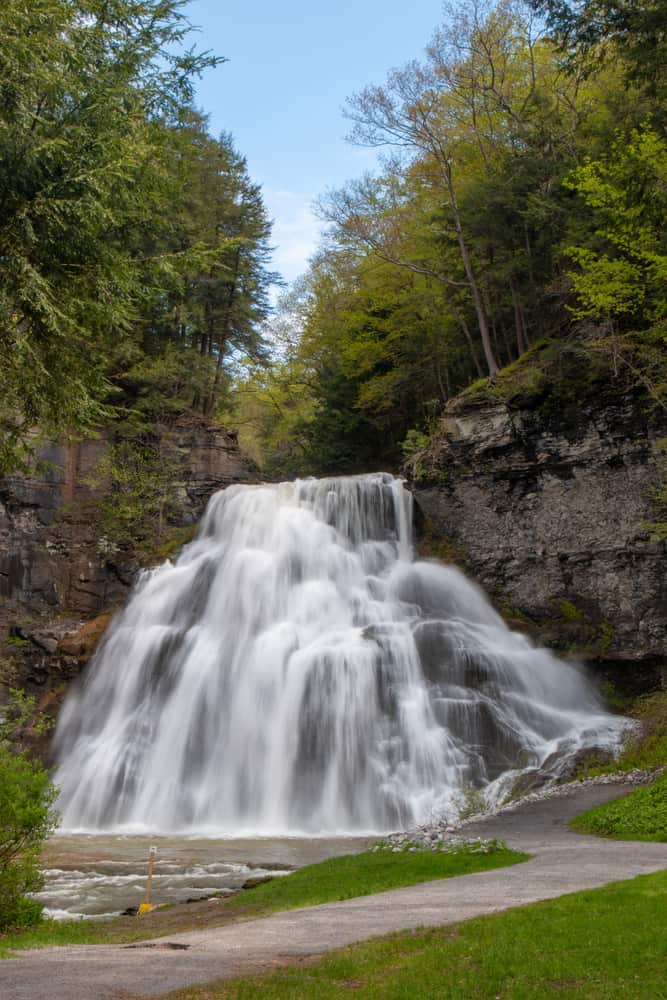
[3,784,667,999]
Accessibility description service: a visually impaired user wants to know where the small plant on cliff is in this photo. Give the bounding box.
[85,437,183,556]
[559,599,584,623]
[0,692,58,931]
[401,429,432,481]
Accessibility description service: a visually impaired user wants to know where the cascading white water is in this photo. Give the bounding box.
[53,474,625,834]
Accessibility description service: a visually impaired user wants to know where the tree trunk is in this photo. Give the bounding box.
[204,264,240,417]
[453,306,484,379]
[445,165,498,375]
[511,280,528,356]
[204,334,228,418]
[435,360,449,402]
[519,297,530,347]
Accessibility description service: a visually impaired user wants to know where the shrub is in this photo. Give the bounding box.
[0,694,58,931]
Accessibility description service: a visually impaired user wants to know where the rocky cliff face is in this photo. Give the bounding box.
[413,389,667,693]
[0,416,256,752]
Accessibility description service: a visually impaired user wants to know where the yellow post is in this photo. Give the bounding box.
[139,845,157,915]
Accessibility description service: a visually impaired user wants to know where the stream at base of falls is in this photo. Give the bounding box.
[38,835,373,920]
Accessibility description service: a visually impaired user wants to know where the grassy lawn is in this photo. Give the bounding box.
[218,839,525,914]
[163,870,667,1000]
[571,772,667,842]
[0,840,525,957]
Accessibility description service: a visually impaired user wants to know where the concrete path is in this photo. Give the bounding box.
[2,784,666,999]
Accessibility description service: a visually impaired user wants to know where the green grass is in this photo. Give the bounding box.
[221,840,525,915]
[0,918,153,957]
[0,841,525,957]
[571,772,667,842]
[163,870,667,999]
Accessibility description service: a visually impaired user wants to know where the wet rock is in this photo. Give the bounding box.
[241,876,274,890]
[553,746,617,782]
[246,861,296,872]
[58,613,114,658]
[507,769,551,800]
[28,633,59,654]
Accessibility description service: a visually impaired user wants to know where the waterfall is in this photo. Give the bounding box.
[53,474,625,834]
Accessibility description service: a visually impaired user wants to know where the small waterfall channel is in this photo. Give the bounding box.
[53,474,625,835]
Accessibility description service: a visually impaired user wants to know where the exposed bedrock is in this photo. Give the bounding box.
[412,390,667,694]
[0,416,256,751]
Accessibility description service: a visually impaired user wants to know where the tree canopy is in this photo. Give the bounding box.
[233,0,666,476]
[1,0,665,481]
[0,0,275,471]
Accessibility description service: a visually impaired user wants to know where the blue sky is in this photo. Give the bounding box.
[189,0,444,286]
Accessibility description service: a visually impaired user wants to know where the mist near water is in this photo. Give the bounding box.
[53,474,625,834]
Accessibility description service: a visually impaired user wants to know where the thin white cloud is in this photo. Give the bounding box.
[263,188,323,286]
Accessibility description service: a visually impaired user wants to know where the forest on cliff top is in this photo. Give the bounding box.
[236,0,667,477]
[1,0,666,487]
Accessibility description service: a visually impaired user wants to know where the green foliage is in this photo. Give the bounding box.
[456,784,488,820]
[622,692,667,769]
[4,636,32,649]
[85,437,182,555]
[400,429,432,481]
[564,127,667,331]
[244,0,666,474]
[598,680,634,714]
[456,332,665,426]
[151,524,197,562]
[598,621,615,656]
[530,1,667,103]
[2,0,664,479]
[0,1,221,470]
[572,772,667,841]
[0,692,58,931]
[0,2,275,473]
[559,599,584,623]
[0,688,53,748]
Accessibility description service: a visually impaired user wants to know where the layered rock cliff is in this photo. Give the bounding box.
[0,416,256,752]
[412,385,667,694]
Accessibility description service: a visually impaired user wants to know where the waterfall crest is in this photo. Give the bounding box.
[54,474,625,834]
